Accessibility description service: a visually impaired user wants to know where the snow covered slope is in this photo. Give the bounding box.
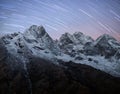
[1,25,60,62]
[1,25,120,77]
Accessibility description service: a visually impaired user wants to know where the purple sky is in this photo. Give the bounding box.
[0,0,120,40]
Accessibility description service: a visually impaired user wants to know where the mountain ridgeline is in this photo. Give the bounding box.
[0,25,120,94]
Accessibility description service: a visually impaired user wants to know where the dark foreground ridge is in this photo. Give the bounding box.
[0,56,120,94]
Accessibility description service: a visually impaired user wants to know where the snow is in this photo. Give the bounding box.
[73,32,94,45]
[56,54,74,62]
[108,39,120,48]
[56,53,120,77]
[1,25,120,77]
[73,45,84,50]
[74,55,120,77]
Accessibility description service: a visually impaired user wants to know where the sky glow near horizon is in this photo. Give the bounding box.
[0,0,120,40]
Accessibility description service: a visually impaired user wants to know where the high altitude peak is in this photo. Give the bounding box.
[60,32,73,40]
[60,32,73,41]
[96,34,117,42]
[37,25,45,32]
[37,25,46,37]
[29,25,38,31]
[63,32,71,36]
[28,25,45,32]
[73,32,83,36]
[73,32,84,39]
[38,25,44,30]
[26,25,47,38]
[101,34,114,38]
[73,32,94,44]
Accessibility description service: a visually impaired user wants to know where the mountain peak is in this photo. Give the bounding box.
[73,32,94,45]
[59,32,74,45]
[25,25,47,38]
[96,34,117,43]
[101,34,115,39]
[73,32,83,36]
[37,25,46,37]
[29,25,45,30]
[62,32,72,37]
[29,25,38,31]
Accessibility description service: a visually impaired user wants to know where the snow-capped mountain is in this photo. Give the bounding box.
[1,25,120,94]
[57,32,120,77]
[1,25,61,62]
[0,25,120,77]
[58,32,94,56]
[94,34,120,58]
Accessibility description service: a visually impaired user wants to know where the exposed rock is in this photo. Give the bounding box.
[94,34,120,58]
[73,32,94,45]
[58,32,94,57]
[83,42,99,55]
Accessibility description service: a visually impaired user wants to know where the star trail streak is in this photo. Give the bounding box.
[0,0,120,40]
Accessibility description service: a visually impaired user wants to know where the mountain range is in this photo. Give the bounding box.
[0,25,120,94]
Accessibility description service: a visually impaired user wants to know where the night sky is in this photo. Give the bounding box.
[0,0,120,40]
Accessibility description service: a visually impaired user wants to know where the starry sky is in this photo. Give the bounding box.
[0,0,120,40]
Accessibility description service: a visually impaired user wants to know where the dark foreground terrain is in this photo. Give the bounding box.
[0,56,120,94]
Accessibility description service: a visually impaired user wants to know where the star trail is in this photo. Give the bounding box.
[0,0,120,40]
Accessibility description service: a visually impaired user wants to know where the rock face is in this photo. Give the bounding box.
[94,34,120,58]
[24,25,55,50]
[58,33,120,58]
[58,32,94,56]
[83,34,120,57]
[0,25,120,94]
[24,25,60,56]
[58,33,75,56]
[73,32,94,45]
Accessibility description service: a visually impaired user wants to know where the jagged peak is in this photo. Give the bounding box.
[59,31,94,46]
[96,34,117,42]
[101,34,114,39]
[28,25,45,32]
[29,25,38,31]
[62,32,71,36]
[38,25,45,30]
[73,32,94,44]
[73,32,83,36]
[25,25,47,38]
[37,25,46,37]
[73,32,93,40]
[60,32,73,40]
